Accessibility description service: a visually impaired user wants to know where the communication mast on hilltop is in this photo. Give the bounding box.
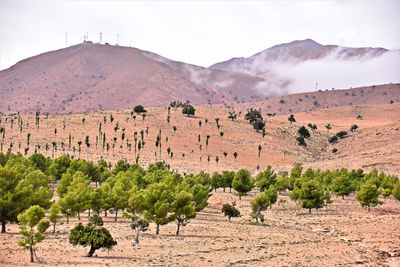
[99,32,103,44]
[65,32,68,47]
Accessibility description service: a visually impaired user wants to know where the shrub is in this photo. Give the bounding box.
[69,215,117,257]
[133,105,147,113]
[296,136,306,146]
[336,131,348,139]
[221,203,240,222]
[298,126,310,138]
[329,136,338,144]
[332,148,338,153]
[350,125,358,132]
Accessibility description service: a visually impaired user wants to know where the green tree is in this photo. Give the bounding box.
[255,165,277,192]
[133,105,147,113]
[330,175,355,199]
[356,182,382,211]
[221,203,240,222]
[18,205,50,262]
[232,169,254,200]
[392,182,400,201]
[141,182,175,234]
[298,180,324,214]
[49,202,63,234]
[250,193,271,223]
[69,215,117,257]
[221,171,235,192]
[171,191,196,235]
[182,104,195,116]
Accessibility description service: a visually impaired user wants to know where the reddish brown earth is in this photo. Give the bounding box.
[237,83,400,116]
[1,189,399,266]
[0,42,267,114]
[1,102,399,176]
[0,101,399,265]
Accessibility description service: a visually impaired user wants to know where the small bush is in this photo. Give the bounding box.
[296,136,306,146]
[350,124,358,132]
[332,148,338,153]
[133,105,147,113]
[329,136,338,144]
[298,126,310,138]
[336,131,348,139]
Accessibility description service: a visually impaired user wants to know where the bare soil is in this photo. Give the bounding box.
[1,189,399,266]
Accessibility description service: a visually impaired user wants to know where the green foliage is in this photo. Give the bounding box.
[0,166,52,233]
[18,205,50,262]
[49,202,62,234]
[182,102,196,116]
[392,182,400,201]
[221,203,240,222]
[232,169,254,199]
[69,215,117,257]
[255,165,276,192]
[171,191,196,235]
[298,180,324,214]
[250,188,276,223]
[330,175,355,199]
[356,182,383,211]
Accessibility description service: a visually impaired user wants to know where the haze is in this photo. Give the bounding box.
[1,0,400,71]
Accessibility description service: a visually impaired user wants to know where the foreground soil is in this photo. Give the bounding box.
[1,190,399,266]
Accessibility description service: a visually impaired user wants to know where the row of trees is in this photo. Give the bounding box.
[1,152,399,262]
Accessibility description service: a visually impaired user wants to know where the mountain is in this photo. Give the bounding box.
[210,39,398,95]
[0,42,268,114]
[210,39,387,75]
[0,39,398,115]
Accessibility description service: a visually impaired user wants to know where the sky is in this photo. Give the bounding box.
[0,0,400,70]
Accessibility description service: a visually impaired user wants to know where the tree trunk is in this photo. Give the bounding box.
[30,237,34,262]
[1,221,6,233]
[156,224,160,235]
[223,188,226,192]
[87,245,96,257]
[66,215,69,224]
[230,187,232,193]
[53,222,56,234]
[135,228,140,246]
[228,216,231,223]
[114,209,118,222]
[239,195,242,200]
[78,211,80,220]
[105,210,107,217]
[256,217,258,223]
[176,221,181,236]
[368,206,370,212]
[309,208,312,214]
[342,195,344,200]
[88,209,91,217]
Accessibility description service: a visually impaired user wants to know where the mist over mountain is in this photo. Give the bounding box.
[210,39,400,94]
[0,39,398,114]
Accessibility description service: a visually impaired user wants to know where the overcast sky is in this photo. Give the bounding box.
[1,0,399,70]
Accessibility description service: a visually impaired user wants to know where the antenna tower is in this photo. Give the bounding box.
[65,32,68,47]
[99,32,103,44]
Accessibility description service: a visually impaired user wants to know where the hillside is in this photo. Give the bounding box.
[236,84,400,115]
[1,102,399,176]
[0,42,268,114]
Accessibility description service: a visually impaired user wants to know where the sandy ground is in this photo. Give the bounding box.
[1,189,399,266]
